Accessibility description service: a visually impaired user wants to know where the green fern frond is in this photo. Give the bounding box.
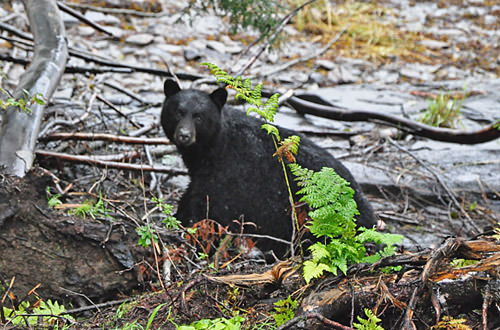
[303,260,330,282]
[282,135,300,156]
[251,83,263,101]
[261,123,280,140]
[353,308,384,330]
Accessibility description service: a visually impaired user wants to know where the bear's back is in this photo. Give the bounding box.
[177,106,376,256]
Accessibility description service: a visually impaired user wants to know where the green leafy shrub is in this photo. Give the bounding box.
[136,225,158,248]
[67,192,114,220]
[2,299,74,327]
[290,165,403,282]
[272,296,298,326]
[152,197,180,230]
[0,83,45,113]
[46,187,62,208]
[188,0,284,37]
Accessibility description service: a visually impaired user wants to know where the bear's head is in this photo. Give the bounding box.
[161,79,227,151]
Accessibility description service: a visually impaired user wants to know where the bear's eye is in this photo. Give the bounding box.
[192,113,202,123]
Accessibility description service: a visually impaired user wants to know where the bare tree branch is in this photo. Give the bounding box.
[286,95,500,144]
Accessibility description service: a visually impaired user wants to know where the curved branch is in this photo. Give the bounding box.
[286,96,500,144]
[0,0,68,176]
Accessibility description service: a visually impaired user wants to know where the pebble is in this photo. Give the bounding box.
[206,40,226,54]
[77,26,95,37]
[126,33,155,46]
[183,48,202,61]
[417,39,449,50]
[84,11,121,25]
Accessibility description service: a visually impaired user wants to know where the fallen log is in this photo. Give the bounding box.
[286,94,500,145]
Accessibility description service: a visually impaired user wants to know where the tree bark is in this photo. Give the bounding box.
[0,0,68,177]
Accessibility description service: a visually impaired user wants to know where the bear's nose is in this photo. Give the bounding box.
[175,127,195,146]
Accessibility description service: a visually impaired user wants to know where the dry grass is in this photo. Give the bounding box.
[290,0,440,64]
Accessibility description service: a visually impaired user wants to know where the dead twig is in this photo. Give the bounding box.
[103,80,157,106]
[35,149,187,174]
[386,137,479,234]
[277,311,354,330]
[61,298,129,315]
[256,25,348,80]
[235,0,318,77]
[63,1,168,17]
[483,284,491,330]
[57,1,116,37]
[401,287,418,330]
[42,132,171,145]
[95,94,141,129]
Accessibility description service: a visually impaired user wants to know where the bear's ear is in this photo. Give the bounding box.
[210,87,227,110]
[164,79,181,98]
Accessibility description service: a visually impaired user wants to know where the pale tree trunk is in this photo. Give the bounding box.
[0,0,67,177]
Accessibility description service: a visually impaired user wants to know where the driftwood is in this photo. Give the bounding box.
[0,0,68,177]
[286,94,500,144]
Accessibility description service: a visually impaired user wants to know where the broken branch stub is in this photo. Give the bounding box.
[0,0,68,177]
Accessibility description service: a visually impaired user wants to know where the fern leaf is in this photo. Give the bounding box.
[273,135,300,162]
[303,260,329,283]
[309,242,330,260]
[261,123,280,140]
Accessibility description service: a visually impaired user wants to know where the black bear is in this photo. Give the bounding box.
[161,79,377,256]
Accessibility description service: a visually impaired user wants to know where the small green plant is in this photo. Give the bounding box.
[152,197,180,230]
[493,225,500,241]
[136,225,158,248]
[67,192,114,220]
[2,299,74,327]
[450,258,478,268]
[353,308,384,330]
[178,314,244,330]
[46,187,62,208]
[271,296,299,326]
[0,84,46,113]
[419,90,465,128]
[187,0,284,37]
[67,200,94,218]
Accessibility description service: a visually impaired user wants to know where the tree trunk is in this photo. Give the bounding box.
[0,0,68,177]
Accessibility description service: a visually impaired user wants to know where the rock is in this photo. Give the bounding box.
[104,26,125,38]
[126,33,155,46]
[84,11,121,25]
[309,71,325,85]
[400,63,440,81]
[417,39,449,50]
[183,48,202,61]
[156,44,183,54]
[77,26,95,37]
[52,86,73,100]
[103,92,132,105]
[206,40,226,54]
[316,59,336,71]
[61,12,78,25]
